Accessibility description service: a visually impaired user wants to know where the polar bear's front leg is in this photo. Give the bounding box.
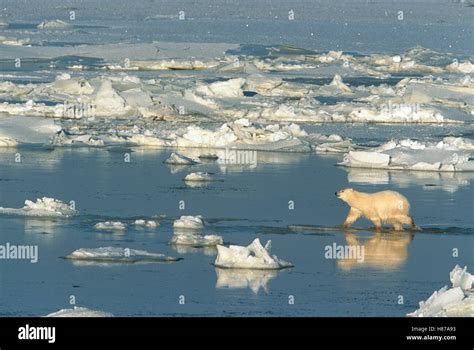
[343,208,361,228]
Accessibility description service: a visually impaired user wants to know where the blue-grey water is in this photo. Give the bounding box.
[0,146,472,316]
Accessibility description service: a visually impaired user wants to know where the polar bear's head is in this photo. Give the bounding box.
[335,188,354,203]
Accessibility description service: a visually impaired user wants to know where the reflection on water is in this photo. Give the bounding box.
[171,245,217,256]
[346,168,474,193]
[337,231,413,271]
[24,218,64,235]
[215,267,279,294]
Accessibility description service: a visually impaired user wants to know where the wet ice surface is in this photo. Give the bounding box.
[0,148,472,316]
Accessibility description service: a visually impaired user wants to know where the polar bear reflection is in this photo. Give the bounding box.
[337,231,413,271]
[215,268,279,294]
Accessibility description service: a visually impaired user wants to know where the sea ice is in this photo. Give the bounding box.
[37,20,72,29]
[94,221,126,231]
[64,247,181,263]
[173,215,204,229]
[340,138,474,172]
[214,238,293,270]
[408,265,474,317]
[184,172,213,182]
[163,152,197,165]
[45,306,113,317]
[0,198,76,217]
[134,219,159,228]
[170,232,223,247]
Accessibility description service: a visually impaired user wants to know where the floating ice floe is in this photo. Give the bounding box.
[37,19,72,29]
[50,130,105,146]
[214,238,293,270]
[0,136,18,147]
[173,215,204,229]
[109,59,218,71]
[94,221,126,231]
[94,80,132,117]
[45,307,113,317]
[215,268,278,294]
[170,232,223,247]
[407,265,473,317]
[0,35,29,46]
[184,172,213,182]
[0,198,76,217]
[195,78,245,98]
[134,219,159,228]
[340,138,474,172]
[64,247,181,263]
[163,152,197,165]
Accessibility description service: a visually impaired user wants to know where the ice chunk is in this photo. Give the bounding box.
[94,80,130,116]
[0,136,18,147]
[0,198,76,217]
[64,247,181,263]
[163,152,197,165]
[173,215,204,229]
[170,232,223,247]
[134,219,159,228]
[347,151,391,167]
[408,265,474,317]
[195,78,245,98]
[94,221,126,231]
[184,172,213,182]
[45,307,113,317]
[214,238,293,270]
[329,74,352,93]
[37,19,72,29]
[127,134,164,146]
[450,265,473,291]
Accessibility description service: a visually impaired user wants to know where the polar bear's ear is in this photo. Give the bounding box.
[347,188,354,192]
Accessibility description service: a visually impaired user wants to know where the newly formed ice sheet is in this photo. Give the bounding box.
[214,238,293,270]
[45,306,113,317]
[408,265,474,317]
[64,247,181,263]
[0,197,76,217]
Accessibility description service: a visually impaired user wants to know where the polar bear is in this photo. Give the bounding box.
[336,188,416,231]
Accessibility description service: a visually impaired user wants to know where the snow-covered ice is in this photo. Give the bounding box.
[340,138,474,172]
[170,232,223,247]
[64,247,181,263]
[214,238,293,270]
[45,306,113,317]
[173,215,204,229]
[163,152,197,165]
[184,172,213,182]
[94,221,126,231]
[134,219,159,228]
[0,198,76,217]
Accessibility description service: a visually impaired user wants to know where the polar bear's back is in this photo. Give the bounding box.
[367,190,410,219]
